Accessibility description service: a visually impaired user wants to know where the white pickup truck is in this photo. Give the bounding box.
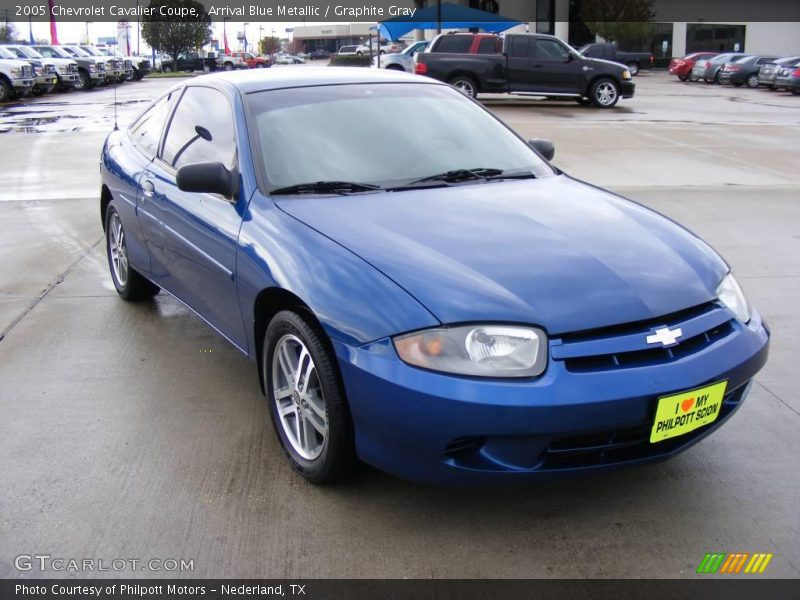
[0,55,35,101]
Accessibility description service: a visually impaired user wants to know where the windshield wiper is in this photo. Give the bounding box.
[270,181,381,195]
[389,168,536,190]
[409,168,504,185]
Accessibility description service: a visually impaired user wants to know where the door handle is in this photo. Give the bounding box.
[142,179,155,198]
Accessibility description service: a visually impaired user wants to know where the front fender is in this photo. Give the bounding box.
[236,192,440,355]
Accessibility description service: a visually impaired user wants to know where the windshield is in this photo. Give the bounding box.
[14,46,42,59]
[247,83,554,192]
[66,46,90,57]
[403,42,426,55]
[81,46,102,56]
[0,47,15,59]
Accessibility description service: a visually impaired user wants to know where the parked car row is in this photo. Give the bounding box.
[669,51,800,93]
[0,43,151,101]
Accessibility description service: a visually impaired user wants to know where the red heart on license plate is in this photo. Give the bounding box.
[681,398,695,413]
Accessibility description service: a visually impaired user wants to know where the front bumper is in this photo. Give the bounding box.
[12,78,35,92]
[335,309,769,484]
[58,73,80,86]
[34,74,58,90]
[620,80,635,98]
[90,71,107,82]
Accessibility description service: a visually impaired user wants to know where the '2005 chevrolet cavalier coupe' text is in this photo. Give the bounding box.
[100,68,769,484]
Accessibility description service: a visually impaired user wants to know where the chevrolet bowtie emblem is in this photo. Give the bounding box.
[646,326,683,347]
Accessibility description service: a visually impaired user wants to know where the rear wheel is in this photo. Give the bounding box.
[626,61,640,76]
[449,75,478,99]
[223,62,234,71]
[105,204,160,301]
[163,65,172,73]
[264,310,356,483]
[589,78,620,108]
[746,74,759,88]
[678,73,689,81]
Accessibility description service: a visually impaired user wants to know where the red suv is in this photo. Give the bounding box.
[232,52,271,69]
[669,52,718,81]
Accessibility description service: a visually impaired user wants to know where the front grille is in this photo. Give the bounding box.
[69,63,78,73]
[141,60,151,69]
[46,64,56,74]
[552,302,736,373]
[542,383,748,469]
[124,59,132,68]
[22,65,33,77]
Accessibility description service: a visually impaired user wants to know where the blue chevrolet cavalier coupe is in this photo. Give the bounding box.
[100,68,769,484]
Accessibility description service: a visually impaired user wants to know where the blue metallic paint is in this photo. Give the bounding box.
[100,69,769,484]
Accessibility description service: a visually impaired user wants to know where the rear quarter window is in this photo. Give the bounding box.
[433,36,474,54]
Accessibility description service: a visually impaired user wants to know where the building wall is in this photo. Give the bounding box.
[742,22,800,55]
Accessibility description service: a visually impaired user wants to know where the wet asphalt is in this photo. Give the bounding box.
[0,71,798,579]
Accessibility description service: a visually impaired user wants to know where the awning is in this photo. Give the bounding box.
[379,2,522,41]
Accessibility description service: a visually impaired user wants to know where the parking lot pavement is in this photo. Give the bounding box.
[0,72,799,579]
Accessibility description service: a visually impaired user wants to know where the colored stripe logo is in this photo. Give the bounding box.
[697,552,773,574]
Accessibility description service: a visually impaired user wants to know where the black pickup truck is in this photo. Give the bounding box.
[578,43,654,75]
[415,33,635,108]
[161,53,218,73]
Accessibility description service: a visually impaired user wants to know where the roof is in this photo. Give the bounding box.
[191,66,433,94]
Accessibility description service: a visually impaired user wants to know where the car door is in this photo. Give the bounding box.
[530,37,584,94]
[125,90,179,279]
[141,85,247,349]
[505,36,533,92]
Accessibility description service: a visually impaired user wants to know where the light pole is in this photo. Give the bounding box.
[223,16,229,55]
[243,22,249,53]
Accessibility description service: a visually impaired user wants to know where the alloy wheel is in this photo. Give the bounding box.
[108,212,128,286]
[595,82,617,106]
[272,334,328,461]
[452,78,475,98]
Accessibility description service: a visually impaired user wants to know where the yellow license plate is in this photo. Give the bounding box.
[650,381,728,443]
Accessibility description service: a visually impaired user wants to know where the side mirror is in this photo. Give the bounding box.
[528,138,555,161]
[176,162,236,199]
[565,52,574,62]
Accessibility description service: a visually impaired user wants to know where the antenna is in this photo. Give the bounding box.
[113,58,119,131]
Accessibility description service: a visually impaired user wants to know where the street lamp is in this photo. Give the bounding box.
[243,22,249,53]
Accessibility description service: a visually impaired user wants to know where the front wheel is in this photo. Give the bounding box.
[264,310,357,483]
[105,204,160,301]
[449,76,477,99]
[74,70,91,91]
[0,78,14,102]
[589,78,620,108]
[626,61,640,76]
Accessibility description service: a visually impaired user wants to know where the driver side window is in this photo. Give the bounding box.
[161,86,237,170]
[535,39,570,60]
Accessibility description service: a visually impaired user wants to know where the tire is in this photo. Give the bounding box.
[105,204,160,302]
[163,65,172,73]
[0,78,12,102]
[449,75,478,99]
[74,70,91,91]
[589,77,620,108]
[626,61,640,76]
[264,310,356,483]
[689,72,699,82]
[746,74,759,88]
[223,62,234,71]
[678,74,689,81]
[356,51,363,56]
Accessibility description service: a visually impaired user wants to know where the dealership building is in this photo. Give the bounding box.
[294,0,800,59]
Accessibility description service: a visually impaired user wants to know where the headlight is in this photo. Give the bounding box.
[622,70,632,80]
[89,63,97,72]
[33,66,43,76]
[10,67,22,78]
[716,272,750,323]
[394,324,547,378]
[57,64,68,74]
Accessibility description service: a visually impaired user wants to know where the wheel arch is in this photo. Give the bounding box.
[100,184,112,232]
[253,287,322,395]
[584,74,622,96]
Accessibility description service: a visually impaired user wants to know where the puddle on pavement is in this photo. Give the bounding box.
[0,99,149,134]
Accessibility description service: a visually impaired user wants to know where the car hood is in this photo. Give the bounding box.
[275,175,727,335]
[583,56,627,71]
[0,58,33,70]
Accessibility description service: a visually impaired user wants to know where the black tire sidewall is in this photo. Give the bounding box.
[450,77,477,98]
[105,204,129,297]
[263,310,354,483]
[590,78,620,108]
